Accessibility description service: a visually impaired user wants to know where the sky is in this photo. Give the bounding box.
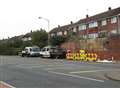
[0,0,119,39]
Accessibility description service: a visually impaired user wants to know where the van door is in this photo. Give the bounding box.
[40,48,50,57]
[45,48,50,57]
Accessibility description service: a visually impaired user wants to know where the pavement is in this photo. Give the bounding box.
[96,60,120,81]
[105,71,120,81]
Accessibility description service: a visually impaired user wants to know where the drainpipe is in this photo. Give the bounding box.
[117,14,120,34]
[86,14,89,51]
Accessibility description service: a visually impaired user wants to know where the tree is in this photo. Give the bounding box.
[12,39,23,48]
[50,36,66,46]
[32,29,48,48]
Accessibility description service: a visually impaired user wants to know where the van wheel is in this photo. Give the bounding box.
[21,54,24,57]
[27,54,30,57]
[41,55,43,58]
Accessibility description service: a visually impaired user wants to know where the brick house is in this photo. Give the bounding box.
[49,7,120,60]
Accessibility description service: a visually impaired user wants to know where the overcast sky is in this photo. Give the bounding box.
[0,0,119,39]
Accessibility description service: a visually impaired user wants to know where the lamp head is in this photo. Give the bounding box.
[38,17,42,19]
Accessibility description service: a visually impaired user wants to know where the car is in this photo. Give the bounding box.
[50,47,66,59]
[40,46,66,59]
[20,46,40,57]
[40,46,51,58]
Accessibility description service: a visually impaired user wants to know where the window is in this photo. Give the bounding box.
[47,48,49,51]
[41,48,45,51]
[32,48,40,52]
[111,16,117,23]
[88,33,98,39]
[99,31,108,38]
[64,31,67,35]
[51,33,55,37]
[28,37,31,40]
[89,21,98,28]
[79,35,87,39]
[102,20,107,26]
[79,24,86,30]
[83,35,87,39]
[110,30,117,34]
[73,27,77,32]
[57,32,62,36]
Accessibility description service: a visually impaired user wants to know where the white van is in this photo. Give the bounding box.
[40,46,51,57]
[40,46,66,58]
[21,46,40,57]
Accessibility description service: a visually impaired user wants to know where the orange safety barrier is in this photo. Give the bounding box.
[66,50,98,62]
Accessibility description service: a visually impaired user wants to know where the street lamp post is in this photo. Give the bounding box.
[38,17,50,45]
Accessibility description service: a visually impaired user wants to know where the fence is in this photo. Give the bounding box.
[66,50,97,61]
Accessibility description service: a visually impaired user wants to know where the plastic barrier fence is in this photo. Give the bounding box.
[66,50,97,61]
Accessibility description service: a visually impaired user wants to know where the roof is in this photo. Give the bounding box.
[76,7,120,24]
[22,33,32,38]
[50,7,120,33]
[49,24,73,33]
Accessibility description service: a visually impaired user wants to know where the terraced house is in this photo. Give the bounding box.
[49,7,120,61]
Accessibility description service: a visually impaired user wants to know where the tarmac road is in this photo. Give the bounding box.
[0,56,120,88]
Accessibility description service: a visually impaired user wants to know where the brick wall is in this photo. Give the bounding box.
[95,51,120,61]
[105,34,120,50]
[61,35,120,61]
[60,41,80,52]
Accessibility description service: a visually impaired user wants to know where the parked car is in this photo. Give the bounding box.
[20,46,40,57]
[40,46,66,59]
[40,46,51,58]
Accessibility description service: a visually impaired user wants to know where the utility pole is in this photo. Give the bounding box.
[38,17,50,45]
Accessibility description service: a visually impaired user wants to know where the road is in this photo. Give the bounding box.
[0,56,120,88]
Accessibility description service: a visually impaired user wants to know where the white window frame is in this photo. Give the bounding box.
[28,37,32,40]
[51,33,55,37]
[110,30,117,34]
[73,27,77,32]
[79,24,86,30]
[83,35,87,39]
[89,21,98,28]
[57,31,62,36]
[99,31,108,38]
[102,20,107,26]
[111,16,117,23]
[64,31,67,35]
[88,33,98,39]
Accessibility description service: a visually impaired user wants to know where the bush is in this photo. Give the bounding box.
[50,36,66,46]
[0,48,21,55]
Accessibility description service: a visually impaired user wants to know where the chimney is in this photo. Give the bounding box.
[86,14,89,18]
[108,7,111,11]
[70,21,73,24]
